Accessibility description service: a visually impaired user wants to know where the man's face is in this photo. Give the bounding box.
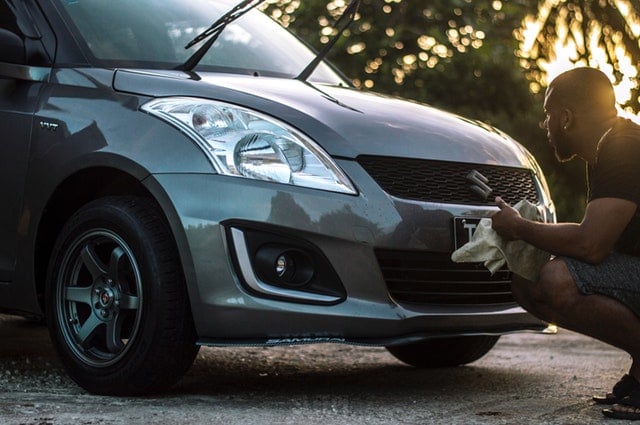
[543,87,575,162]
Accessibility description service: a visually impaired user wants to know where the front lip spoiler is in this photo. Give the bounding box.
[196,324,555,348]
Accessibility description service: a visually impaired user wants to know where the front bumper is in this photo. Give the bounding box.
[145,160,549,346]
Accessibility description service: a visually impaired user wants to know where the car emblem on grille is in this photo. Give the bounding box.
[466,170,493,201]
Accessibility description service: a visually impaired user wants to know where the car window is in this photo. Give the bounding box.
[55,0,345,83]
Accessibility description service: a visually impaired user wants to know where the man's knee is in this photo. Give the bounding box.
[512,258,579,317]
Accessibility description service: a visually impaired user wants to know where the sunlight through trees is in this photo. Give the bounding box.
[519,0,640,112]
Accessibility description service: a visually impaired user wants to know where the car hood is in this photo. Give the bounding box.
[114,69,535,168]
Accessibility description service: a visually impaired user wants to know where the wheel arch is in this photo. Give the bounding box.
[33,166,191,315]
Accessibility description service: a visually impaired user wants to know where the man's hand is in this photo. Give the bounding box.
[491,196,522,240]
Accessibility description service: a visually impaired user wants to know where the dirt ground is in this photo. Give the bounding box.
[0,313,633,424]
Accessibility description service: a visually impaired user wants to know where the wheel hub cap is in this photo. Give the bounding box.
[99,287,115,308]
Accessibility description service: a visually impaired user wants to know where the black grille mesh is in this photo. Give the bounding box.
[376,250,515,306]
[358,155,539,205]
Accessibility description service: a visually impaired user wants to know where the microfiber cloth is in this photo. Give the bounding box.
[451,199,551,282]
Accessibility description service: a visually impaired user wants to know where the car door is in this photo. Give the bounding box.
[0,0,50,283]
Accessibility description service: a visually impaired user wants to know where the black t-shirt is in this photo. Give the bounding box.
[588,117,640,256]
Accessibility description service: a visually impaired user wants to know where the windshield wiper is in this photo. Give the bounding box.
[296,0,360,81]
[176,0,266,72]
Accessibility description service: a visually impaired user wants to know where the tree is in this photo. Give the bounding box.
[518,0,640,112]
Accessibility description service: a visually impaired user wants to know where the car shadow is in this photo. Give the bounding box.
[171,344,551,401]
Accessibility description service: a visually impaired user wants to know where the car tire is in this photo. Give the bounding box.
[386,335,500,368]
[45,196,199,395]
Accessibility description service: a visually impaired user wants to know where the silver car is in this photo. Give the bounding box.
[0,0,555,395]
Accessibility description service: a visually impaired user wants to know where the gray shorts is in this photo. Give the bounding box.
[563,252,640,317]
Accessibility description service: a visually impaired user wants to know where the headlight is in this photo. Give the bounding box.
[141,97,357,195]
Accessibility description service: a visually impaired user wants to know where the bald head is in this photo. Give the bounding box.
[547,67,617,117]
[543,68,620,163]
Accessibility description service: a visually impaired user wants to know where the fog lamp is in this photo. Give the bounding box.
[275,254,294,278]
[255,245,313,287]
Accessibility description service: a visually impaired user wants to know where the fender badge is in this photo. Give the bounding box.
[39,121,59,131]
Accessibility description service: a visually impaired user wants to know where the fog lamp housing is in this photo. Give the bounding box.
[225,223,346,305]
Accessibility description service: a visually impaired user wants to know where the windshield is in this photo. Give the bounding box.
[55,0,345,84]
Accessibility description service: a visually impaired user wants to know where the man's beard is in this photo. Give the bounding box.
[552,135,576,162]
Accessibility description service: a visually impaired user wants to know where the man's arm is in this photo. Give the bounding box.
[491,196,637,264]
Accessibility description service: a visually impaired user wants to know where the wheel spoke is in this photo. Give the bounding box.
[119,293,140,310]
[76,314,102,348]
[81,244,107,281]
[108,246,125,283]
[64,286,93,305]
[105,316,125,353]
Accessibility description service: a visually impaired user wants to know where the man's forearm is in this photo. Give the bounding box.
[492,197,634,264]
[514,219,599,263]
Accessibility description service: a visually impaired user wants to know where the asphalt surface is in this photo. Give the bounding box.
[0,313,634,424]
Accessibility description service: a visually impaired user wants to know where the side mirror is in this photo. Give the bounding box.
[0,28,25,64]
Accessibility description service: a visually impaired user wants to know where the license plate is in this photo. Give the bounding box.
[453,217,482,249]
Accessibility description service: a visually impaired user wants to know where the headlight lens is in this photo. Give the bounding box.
[141,97,357,194]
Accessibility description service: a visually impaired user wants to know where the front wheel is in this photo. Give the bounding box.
[46,196,199,395]
[386,335,500,368]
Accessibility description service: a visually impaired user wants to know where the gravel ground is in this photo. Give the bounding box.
[0,313,634,424]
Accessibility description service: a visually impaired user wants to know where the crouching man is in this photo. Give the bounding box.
[492,67,640,420]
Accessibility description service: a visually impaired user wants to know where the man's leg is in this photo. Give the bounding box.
[511,257,640,414]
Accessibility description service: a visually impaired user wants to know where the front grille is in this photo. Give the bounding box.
[358,155,539,205]
[376,250,515,305]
